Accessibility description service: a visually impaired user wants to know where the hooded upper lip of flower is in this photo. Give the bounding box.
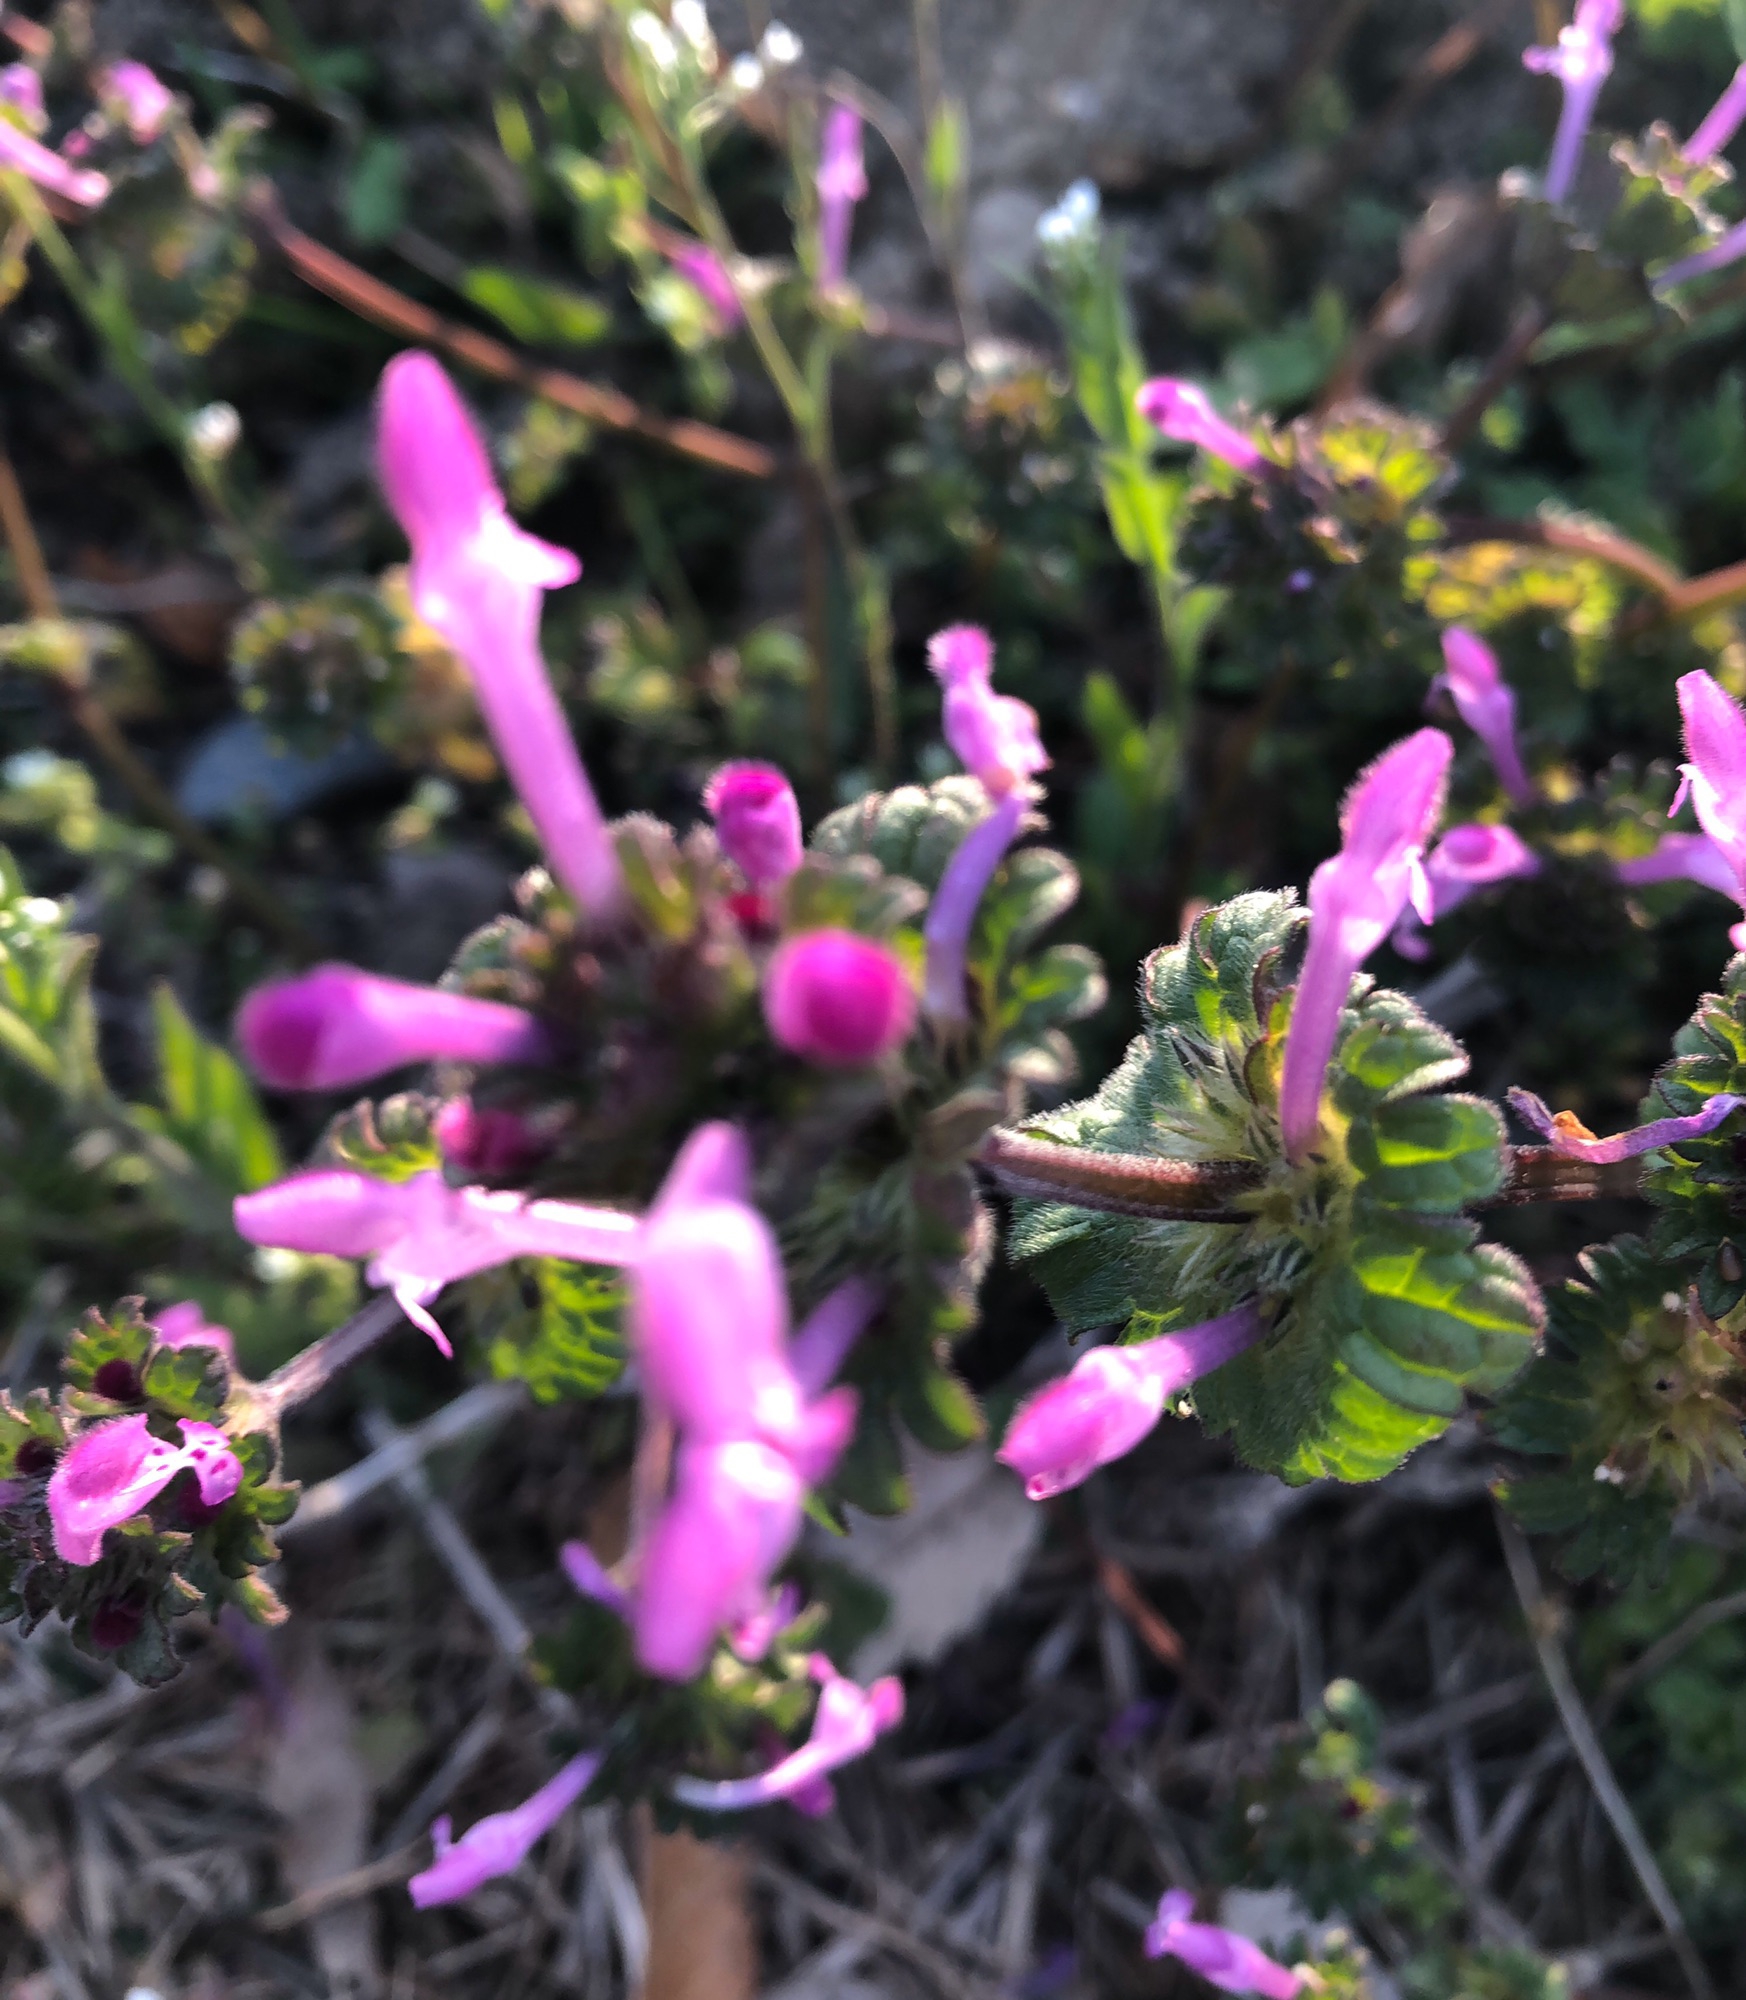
[1433,628,1536,806]
[1674,670,1746,904]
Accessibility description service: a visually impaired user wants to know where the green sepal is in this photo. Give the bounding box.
[318,1092,441,1182]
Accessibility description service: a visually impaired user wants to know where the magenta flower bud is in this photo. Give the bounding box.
[560,1540,631,1617]
[0,115,109,207]
[998,1304,1266,1501]
[151,1301,234,1365]
[100,61,174,143]
[237,964,552,1093]
[0,64,45,128]
[633,1437,810,1681]
[1616,831,1739,901]
[376,352,622,918]
[705,761,804,890]
[817,102,867,290]
[1674,669,1746,942]
[432,1098,546,1180]
[666,240,744,332]
[1508,1087,1746,1165]
[763,930,916,1067]
[1135,379,1263,472]
[48,1415,242,1567]
[1684,60,1746,164]
[1433,630,1536,806]
[409,1751,599,1908]
[927,625,1049,799]
[672,1654,904,1814]
[1279,729,1452,1163]
[1145,1890,1301,2000]
[1522,0,1623,206]
[233,1170,639,1355]
[1389,823,1540,960]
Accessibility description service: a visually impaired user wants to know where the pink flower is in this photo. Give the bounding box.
[409,1751,600,1908]
[998,1305,1265,1500]
[1135,380,1262,473]
[0,65,45,128]
[1522,0,1623,205]
[376,352,622,918]
[764,930,916,1066]
[233,1170,639,1355]
[727,1582,803,1662]
[817,102,867,290]
[1508,1087,1746,1164]
[1616,832,1739,901]
[1658,217,1746,292]
[666,241,744,332]
[705,761,803,890]
[48,1415,242,1567]
[926,626,1049,799]
[100,61,173,143]
[1432,630,1536,806]
[433,1098,547,1180]
[0,114,109,208]
[152,1301,235,1365]
[560,1539,631,1616]
[1389,823,1540,961]
[237,964,552,1092]
[1279,730,1452,1163]
[672,1654,903,1814]
[1145,1889,1301,2000]
[1674,670,1746,944]
[1684,59,1746,164]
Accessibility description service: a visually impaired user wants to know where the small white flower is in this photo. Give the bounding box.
[4,750,62,789]
[759,21,802,66]
[186,400,241,460]
[729,52,764,91]
[671,0,714,56]
[1036,177,1101,247]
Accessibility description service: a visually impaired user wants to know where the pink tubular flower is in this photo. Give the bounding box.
[705,761,803,890]
[816,101,867,290]
[666,240,744,332]
[1279,730,1453,1163]
[764,930,917,1066]
[48,1415,242,1567]
[672,1654,903,1814]
[1433,629,1536,806]
[233,1170,640,1355]
[787,1277,883,1397]
[0,65,45,128]
[237,964,552,1092]
[1674,669,1746,942]
[1616,831,1739,900]
[1522,0,1623,206]
[1684,60,1746,164]
[1145,1890,1301,2000]
[998,1305,1266,1501]
[152,1301,235,1365]
[1657,216,1746,292]
[100,61,173,143]
[0,114,110,207]
[923,791,1028,1022]
[409,1751,600,1908]
[376,352,622,918]
[1390,823,1540,961]
[927,626,1049,799]
[1135,380,1263,473]
[1508,1086,1746,1164]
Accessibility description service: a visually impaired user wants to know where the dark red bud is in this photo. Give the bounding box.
[90,1594,146,1650]
[13,1437,55,1477]
[91,1359,142,1402]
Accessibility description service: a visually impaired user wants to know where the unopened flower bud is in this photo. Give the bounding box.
[705,761,803,889]
[186,401,241,461]
[763,930,916,1067]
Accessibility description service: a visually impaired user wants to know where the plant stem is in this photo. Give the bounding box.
[976,1130,1644,1218]
[0,450,317,959]
[1439,301,1549,454]
[1497,1509,1716,2000]
[255,1293,406,1419]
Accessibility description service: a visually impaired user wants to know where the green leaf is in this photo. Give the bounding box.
[481,1260,629,1403]
[1731,0,1746,60]
[923,95,967,220]
[895,1359,984,1453]
[462,266,612,349]
[345,133,407,245]
[143,983,284,1197]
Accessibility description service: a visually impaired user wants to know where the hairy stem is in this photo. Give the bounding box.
[256,1294,406,1419]
[976,1130,1644,1219]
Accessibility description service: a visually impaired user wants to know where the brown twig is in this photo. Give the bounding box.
[1440,513,1685,602]
[246,186,779,482]
[1440,302,1551,454]
[0,450,317,958]
[976,1129,1644,1220]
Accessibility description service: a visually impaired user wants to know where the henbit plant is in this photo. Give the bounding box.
[7,5,1746,1985]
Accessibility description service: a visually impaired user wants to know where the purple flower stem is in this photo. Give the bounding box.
[254,1293,406,1420]
[788,1279,883,1398]
[923,792,1028,1024]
